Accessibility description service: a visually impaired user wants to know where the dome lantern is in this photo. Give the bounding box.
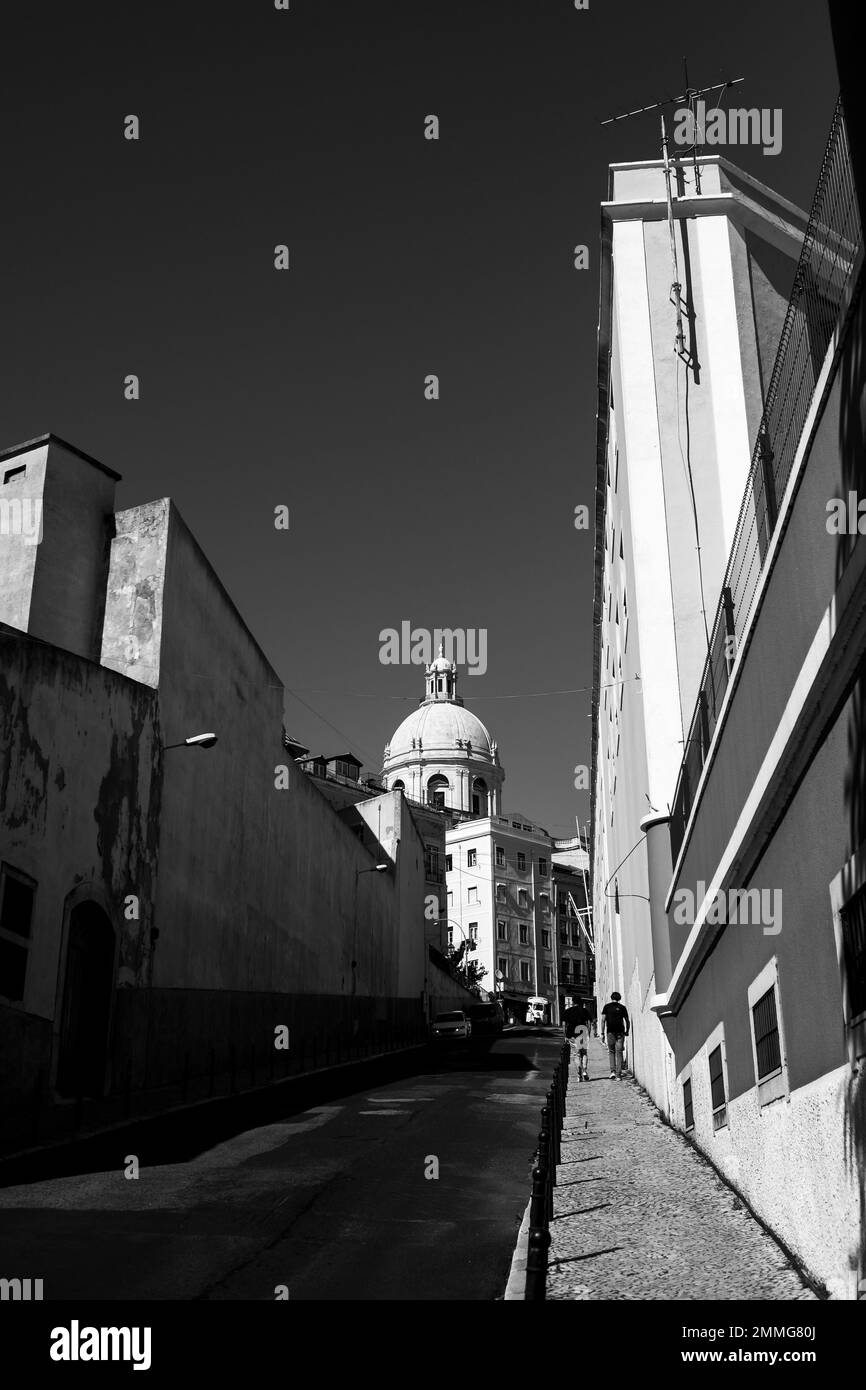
[424,640,458,704]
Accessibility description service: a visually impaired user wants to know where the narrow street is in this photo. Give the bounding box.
[0,1029,562,1302]
[546,1039,819,1301]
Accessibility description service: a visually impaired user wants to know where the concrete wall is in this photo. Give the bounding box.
[0,438,118,663]
[1,484,430,1134]
[0,626,161,1104]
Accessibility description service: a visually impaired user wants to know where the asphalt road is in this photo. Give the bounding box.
[0,1027,564,1301]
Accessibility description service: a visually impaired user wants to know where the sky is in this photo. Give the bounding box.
[0,0,840,839]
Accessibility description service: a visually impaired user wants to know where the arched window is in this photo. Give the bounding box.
[472,777,488,817]
[427,774,449,810]
[392,779,405,793]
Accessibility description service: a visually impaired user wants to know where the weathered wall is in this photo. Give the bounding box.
[1,491,429,1133]
[0,438,118,664]
[0,626,161,1102]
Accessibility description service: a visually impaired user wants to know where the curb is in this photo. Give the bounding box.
[503,1199,531,1300]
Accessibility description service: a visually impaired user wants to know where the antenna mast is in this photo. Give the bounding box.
[601,68,744,365]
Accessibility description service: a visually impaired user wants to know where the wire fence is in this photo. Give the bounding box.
[669,96,863,862]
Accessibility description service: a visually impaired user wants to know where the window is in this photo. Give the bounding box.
[511,820,521,829]
[498,957,509,978]
[538,858,548,878]
[571,925,581,946]
[467,886,478,904]
[517,852,526,872]
[830,849,866,1062]
[520,961,531,983]
[839,885,866,1022]
[447,891,453,908]
[0,865,36,1003]
[497,920,508,941]
[448,928,454,947]
[3,464,27,484]
[540,893,550,914]
[709,1044,727,1132]
[753,988,781,1079]
[543,966,553,985]
[467,848,477,867]
[542,929,550,949]
[445,855,452,872]
[748,959,788,1107]
[424,845,441,881]
[468,922,478,942]
[496,883,506,902]
[495,846,505,868]
[518,889,528,908]
[683,1078,694,1131]
[519,925,528,945]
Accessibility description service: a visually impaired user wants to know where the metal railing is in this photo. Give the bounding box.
[670,97,862,862]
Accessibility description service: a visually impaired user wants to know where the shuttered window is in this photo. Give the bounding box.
[709,1044,727,1130]
[683,1078,694,1130]
[840,883,866,1020]
[752,986,782,1079]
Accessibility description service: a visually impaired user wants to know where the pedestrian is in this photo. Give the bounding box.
[562,1002,590,1082]
[601,991,630,1080]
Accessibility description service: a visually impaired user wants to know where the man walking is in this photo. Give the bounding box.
[562,1001,590,1082]
[601,991,630,1079]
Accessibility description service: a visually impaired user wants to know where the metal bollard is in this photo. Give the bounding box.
[539,1105,554,1219]
[548,1085,561,1169]
[525,1163,551,1300]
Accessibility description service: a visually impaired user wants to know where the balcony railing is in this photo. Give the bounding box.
[669,97,862,862]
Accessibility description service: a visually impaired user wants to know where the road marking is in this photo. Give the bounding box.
[358,1109,406,1115]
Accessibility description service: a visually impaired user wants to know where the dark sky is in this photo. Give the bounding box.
[0,1,838,838]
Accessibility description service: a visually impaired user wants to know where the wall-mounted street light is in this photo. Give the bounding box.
[164,732,219,750]
[351,863,390,977]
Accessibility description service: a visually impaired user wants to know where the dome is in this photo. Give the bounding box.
[386,701,494,763]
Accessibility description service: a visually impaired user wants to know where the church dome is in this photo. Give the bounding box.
[387,701,494,762]
[381,642,504,816]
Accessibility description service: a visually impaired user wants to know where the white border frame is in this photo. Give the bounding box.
[676,1060,695,1132]
[704,1021,730,1134]
[747,956,789,1108]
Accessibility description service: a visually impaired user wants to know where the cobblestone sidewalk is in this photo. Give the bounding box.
[547,1038,818,1301]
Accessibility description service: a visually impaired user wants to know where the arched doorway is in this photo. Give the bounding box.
[56,901,115,1098]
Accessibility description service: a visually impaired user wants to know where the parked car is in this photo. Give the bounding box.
[465,1002,504,1035]
[431,1010,472,1041]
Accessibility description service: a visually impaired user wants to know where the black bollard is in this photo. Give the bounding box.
[525,1163,551,1300]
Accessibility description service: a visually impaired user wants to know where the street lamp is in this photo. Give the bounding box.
[163,732,218,750]
[351,863,389,971]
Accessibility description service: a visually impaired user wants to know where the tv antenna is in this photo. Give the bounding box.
[602,60,744,366]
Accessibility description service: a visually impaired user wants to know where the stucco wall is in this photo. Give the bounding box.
[0,626,161,1101]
